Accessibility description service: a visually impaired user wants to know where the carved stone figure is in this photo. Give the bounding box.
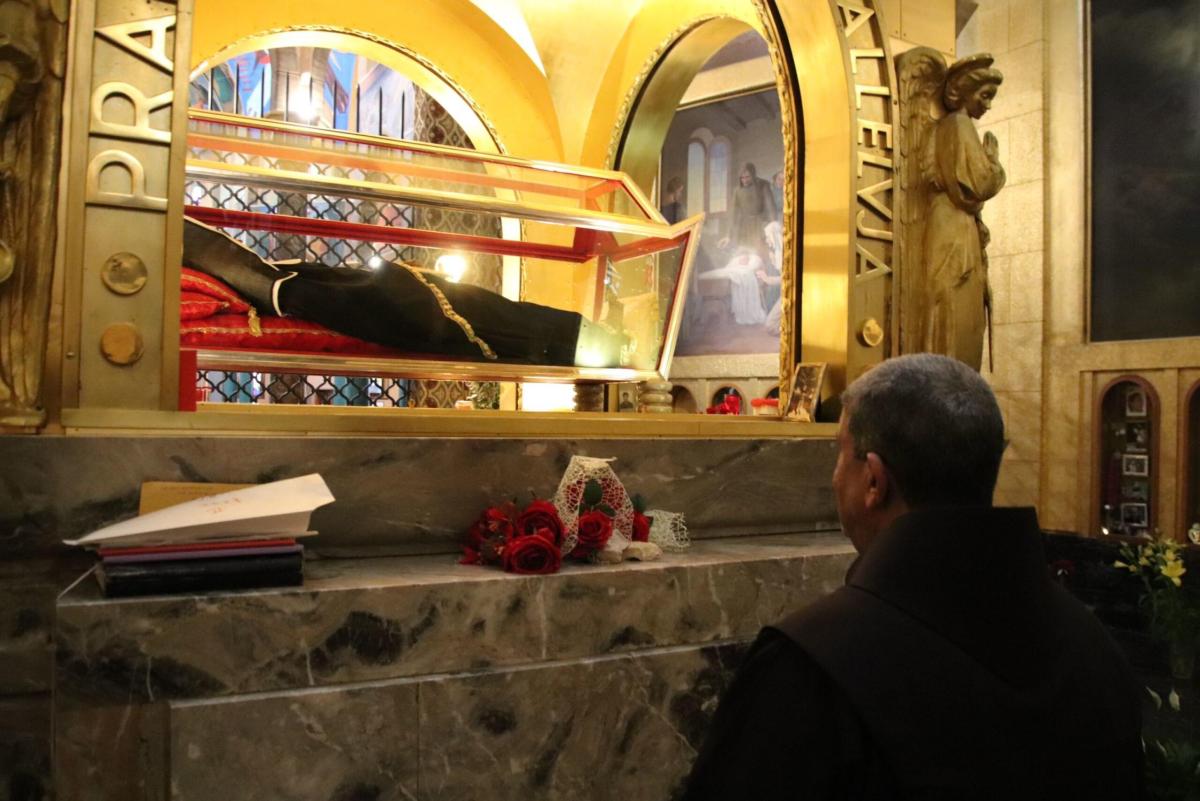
[0,0,68,426]
[897,49,1005,371]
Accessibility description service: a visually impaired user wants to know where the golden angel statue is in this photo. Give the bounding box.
[0,0,68,426]
[896,49,1005,371]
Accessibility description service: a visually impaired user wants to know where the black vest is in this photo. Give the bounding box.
[772,507,1143,801]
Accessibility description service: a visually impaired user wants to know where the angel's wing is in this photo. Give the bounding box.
[895,47,947,354]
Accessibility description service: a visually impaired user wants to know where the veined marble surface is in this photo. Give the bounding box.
[1,435,838,557]
[55,534,855,801]
[56,534,851,701]
[168,644,746,801]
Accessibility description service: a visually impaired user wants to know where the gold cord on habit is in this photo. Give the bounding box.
[398,262,498,360]
[247,307,262,336]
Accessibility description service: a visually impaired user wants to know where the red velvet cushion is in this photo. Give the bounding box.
[181,313,392,354]
[181,268,251,313]
[180,291,228,320]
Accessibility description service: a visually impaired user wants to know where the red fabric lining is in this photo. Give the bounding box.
[181,313,393,354]
[181,268,251,313]
[180,291,229,320]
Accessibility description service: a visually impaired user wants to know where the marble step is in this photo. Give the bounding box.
[56,533,853,702]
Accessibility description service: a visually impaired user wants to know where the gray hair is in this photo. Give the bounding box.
[841,354,1006,507]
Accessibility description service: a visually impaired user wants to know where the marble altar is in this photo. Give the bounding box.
[54,534,854,801]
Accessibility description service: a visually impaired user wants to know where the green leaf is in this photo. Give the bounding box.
[632,493,647,514]
[583,480,603,506]
[597,504,615,518]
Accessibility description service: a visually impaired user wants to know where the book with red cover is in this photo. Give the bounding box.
[101,543,302,564]
[99,538,297,558]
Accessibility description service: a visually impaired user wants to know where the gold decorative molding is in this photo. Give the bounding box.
[604,7,799,395]
[829,0,897,384]
[750,0,800,400]
[603,16,721,173]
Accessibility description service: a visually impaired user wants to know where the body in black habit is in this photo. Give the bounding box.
[182,217,598,366]
[682,354,1143,801]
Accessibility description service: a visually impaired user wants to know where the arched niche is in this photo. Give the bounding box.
[1182,380,1200,540]
[1095,376,1159,537]
[671,385,698,413]
[711,383,747,414]
[186,32,525,411]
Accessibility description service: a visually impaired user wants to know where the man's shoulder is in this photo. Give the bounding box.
[768,585,876,650]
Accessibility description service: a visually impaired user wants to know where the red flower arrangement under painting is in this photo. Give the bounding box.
[461,480,655,575]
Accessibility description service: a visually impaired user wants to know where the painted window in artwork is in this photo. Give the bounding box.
[1096,378,1156,537]
[687,139,707,214]
[709,137,730,213]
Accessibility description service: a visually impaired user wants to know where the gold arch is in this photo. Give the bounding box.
[192,28,506,156]
[189,0,563,160]
[583,0,853,396]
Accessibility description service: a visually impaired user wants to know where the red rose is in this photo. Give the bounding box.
[632,511,651,543]
[515,500,565,547]
[466,506,515,564]
[503,533,562,575]
[573,510,613,557]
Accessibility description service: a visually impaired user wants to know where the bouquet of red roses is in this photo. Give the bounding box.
[462,479,659,575]
[460,498,566,575]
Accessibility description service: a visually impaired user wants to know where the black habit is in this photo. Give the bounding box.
[681,507,1144,800]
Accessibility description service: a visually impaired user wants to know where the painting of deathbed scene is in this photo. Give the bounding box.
[660,85,784,357]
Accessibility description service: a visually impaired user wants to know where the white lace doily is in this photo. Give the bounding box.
[552,455,634,555]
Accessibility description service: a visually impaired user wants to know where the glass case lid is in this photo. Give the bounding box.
[187,110,663,236]
[179,109,704,385]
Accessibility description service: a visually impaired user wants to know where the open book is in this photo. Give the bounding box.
[64,474,335,548]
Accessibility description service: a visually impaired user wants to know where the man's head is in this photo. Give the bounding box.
[739,162,757,186]
[832,354,1006,552]
[666,176,684,200]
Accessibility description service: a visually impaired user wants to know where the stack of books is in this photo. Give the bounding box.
[65,474,334,598]
[95,537,308,597]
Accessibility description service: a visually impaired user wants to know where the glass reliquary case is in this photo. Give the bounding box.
[179,110,703,398]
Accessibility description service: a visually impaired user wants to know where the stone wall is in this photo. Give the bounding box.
[958,0,1047,510]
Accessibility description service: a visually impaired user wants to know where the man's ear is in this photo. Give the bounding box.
[863,452,891,510]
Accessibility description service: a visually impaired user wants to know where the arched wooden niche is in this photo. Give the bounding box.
[1183,380,1200,541]
[1095,376,1159,537]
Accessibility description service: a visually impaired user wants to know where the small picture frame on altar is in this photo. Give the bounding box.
[785,362,827,422]
[1121,453,1149,477]
[614,383,639,413]
[1120,502,1148,528]
[1125,386,1147,418]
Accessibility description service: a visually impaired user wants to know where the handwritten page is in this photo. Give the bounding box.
[64,474,335,547]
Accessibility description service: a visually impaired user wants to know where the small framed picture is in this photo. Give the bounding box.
[1124,386,1147,418]
[1125,421,1149,452]
[1121,453,1149,477]
[613,383,639,413]
[1122,480,1149,502]
[1120,503,1148,528]
[785,362,827,422]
